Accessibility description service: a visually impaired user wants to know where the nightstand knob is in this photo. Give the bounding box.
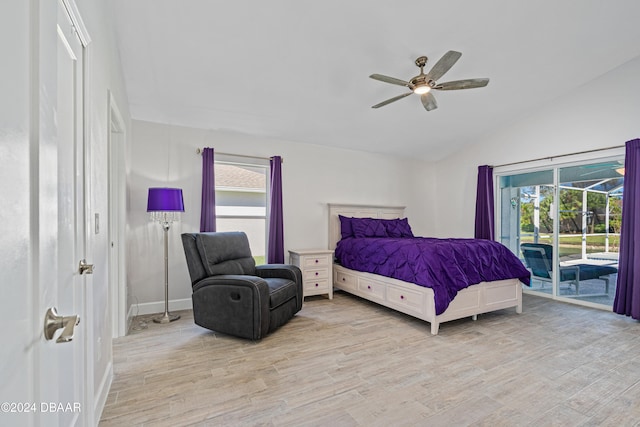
[400,295,405,299]
[315,272,319,276]
[315,259,319,263]
[315,283,319,287]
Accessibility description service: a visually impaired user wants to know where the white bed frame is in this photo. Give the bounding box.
[328,203,522,335]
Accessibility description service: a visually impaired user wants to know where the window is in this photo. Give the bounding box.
[215,158,269,265]
[497,157,623,309]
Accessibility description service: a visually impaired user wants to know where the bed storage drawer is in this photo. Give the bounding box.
[357,278,385,302]
[335,269,357,291]
[387,284,424,314]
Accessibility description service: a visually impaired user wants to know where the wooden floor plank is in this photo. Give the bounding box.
[100,292,640,426]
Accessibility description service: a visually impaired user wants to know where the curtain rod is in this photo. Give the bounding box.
[195,148,283,163]
[491,144,625,168]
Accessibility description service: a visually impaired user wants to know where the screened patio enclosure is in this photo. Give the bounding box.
[498,160,623,308]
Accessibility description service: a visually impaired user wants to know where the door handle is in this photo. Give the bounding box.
[44,307,80,343]
[78,259,94,275]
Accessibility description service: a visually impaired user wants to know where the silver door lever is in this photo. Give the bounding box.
[44,307,80,343]
[79,259,94,275]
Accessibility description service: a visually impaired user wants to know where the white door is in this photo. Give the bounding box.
[0,1,87,425]
[39,1,88,425]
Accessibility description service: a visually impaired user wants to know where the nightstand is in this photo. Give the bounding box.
[288,249,334,299]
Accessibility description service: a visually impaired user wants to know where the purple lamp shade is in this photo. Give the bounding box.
[147,188,185,212]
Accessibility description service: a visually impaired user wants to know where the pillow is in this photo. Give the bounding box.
[339,216,415,239]
[339,215,354,239]
[384,218,414,238]
[351,217,388,238]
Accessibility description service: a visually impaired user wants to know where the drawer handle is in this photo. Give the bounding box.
[367,285,371,290]
[315,259,319,263]
[342,277,345,281]
[315,283,319,287]
[400,295,405,300]
[315,272,319,276]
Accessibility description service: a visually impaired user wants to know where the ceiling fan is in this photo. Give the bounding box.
[370,51,489,112]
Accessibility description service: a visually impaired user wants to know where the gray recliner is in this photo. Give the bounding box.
[181,231,303,340]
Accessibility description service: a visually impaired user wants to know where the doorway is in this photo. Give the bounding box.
[108,92,127,337]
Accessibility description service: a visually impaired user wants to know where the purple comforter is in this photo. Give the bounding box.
[335,237,531,315]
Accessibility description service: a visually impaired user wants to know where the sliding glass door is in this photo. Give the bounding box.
[498,159,623,308]
[555,162,622,304]
[499,170,556,292]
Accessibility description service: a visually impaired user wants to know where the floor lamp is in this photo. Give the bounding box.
[147,187,184,323]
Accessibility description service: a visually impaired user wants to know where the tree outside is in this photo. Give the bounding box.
[519,185,621,258]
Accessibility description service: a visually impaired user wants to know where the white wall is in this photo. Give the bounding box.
[433,56,640,238]
[127,120,437,308]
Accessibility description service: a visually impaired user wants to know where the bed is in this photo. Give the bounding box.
[328,204,530,335]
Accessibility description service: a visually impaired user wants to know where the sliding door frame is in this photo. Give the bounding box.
[494,147,624,310]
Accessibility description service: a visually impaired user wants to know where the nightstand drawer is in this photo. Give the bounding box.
[304,268,329,281]
[302,255,331,268]
[304,279,330,292]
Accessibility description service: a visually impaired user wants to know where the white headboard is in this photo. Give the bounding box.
[328,203,406,251]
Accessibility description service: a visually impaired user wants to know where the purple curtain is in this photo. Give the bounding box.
[614,138,640,319]
[474,165,495,240]
[200,147,216,232]
[268,156,284,263]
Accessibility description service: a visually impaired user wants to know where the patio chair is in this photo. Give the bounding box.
[520,243,617,295]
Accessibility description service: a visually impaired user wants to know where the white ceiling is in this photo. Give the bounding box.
[112,0,640,161]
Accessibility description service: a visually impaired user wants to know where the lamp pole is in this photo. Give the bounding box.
[154,217,180,323]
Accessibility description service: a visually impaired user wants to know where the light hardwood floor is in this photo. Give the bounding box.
[100,292,640,426]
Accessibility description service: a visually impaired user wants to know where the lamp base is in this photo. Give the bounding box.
[153,312,180,324]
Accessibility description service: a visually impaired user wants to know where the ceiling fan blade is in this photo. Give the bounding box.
[420,92,438,111]
[434,78,490,90]
[425,50,462,81]
[370,74,412,88]
[372,92,413,108]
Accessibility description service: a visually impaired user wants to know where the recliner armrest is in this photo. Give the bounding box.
[190,274,271,340]
[256,264,302,284]
[192,274,269,293]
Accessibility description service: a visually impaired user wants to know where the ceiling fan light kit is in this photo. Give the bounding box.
[370,50,489,111]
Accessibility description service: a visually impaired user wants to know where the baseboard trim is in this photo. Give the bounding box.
[127,298,192,317]
[94,360,113,426]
